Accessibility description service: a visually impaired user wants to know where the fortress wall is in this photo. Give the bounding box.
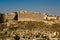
[0,11,60,23]
[0,12,18,23]
[18,11,45,21]
[6,12,18,21]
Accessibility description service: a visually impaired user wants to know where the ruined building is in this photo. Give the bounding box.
[18,10,45,21]
[6,12,18,21]
[0,10,46,23]
[0,10,60,23]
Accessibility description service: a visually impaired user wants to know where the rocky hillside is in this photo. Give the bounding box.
[0,21,60,40]
[0,11,60,40]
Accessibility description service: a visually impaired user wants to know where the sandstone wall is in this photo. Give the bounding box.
[18,11,45,21]
[0,11,60,23]
[5,12,18,21]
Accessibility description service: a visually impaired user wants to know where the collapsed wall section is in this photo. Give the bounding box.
[5,12,18,21]
[0,12,18,23]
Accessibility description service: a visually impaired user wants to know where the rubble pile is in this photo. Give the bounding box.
[0,21,60,40]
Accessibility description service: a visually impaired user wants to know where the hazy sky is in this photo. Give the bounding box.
[0,0,60,16]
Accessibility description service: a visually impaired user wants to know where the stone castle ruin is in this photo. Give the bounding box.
[0,12,18,23]
[0,10,60,23]
[0,11,60,40]
[6,12,18,21]
[18,10,45,21]
[0,10,45,23]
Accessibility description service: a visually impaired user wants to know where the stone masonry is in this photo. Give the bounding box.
[0,10,60,23]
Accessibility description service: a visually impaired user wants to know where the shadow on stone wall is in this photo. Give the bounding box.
[0,13,5,23]
[14,12,18,20]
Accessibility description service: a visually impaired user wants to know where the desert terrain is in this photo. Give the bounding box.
[0,11,60,40]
